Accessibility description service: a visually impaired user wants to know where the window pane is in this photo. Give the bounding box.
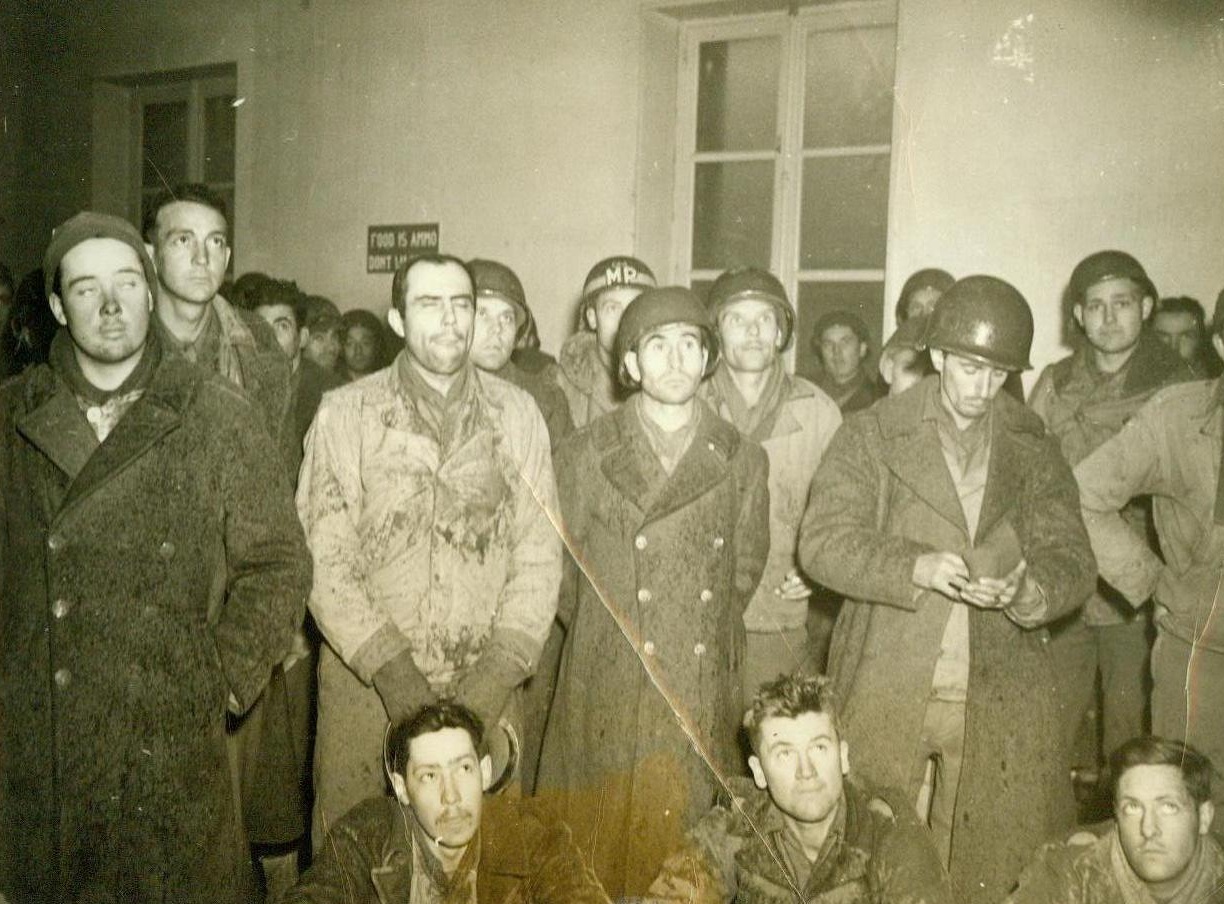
[692,161,773,271]
[804,26,896,148]
[697,37,780,152]
[142,100,188,189]
[794,281,884,384]
[204,93,237,183]
[800,154,889,270]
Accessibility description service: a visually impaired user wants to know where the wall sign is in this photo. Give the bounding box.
[366,223,440,273]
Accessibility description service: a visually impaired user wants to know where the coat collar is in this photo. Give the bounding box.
[874,376,1047,543]
[592,397,741,522]
[17,353,200,517]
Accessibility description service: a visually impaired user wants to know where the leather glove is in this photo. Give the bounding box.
[450,644,528,735]
[372,648,436,724]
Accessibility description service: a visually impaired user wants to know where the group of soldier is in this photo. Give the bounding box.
[0,182,1222,904]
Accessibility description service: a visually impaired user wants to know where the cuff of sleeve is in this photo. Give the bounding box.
[483,627,542,679]
[350,623,415,685]
[1005,581,1049,628]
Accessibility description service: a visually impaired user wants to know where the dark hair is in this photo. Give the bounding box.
[1155,295,1207,330]
[248,278,307,329]
[390,254,475,315]
[896,268,954,323]
[812,310,870,348]
[1108,736,1214,806]
[743,673,841,754]
[0,262,14,296]
[303,294,342,329]
[141,182,229,243]
[388,701,484,776]
[341,307,384,338]
[229,272,274,310]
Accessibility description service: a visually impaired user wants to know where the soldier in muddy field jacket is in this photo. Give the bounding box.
[0,212,310,903]
[298,253,561,844]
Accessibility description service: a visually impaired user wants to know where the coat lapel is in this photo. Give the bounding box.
[975,397,1045,544]
[596,404,662,521]
[876,383,968,536]
[645,404,737,522]
[17,386,98,481]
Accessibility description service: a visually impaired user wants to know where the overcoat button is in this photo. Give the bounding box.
[47,534,63,552]
[637,588,652,603]
[694,643,706,656]
[634,535,647,550]
[54,668,71,688]
[159,541,175,559]
[643,641,656,656]
[712,536,725,550]
[699,589,713,603]
[52,599,70,619]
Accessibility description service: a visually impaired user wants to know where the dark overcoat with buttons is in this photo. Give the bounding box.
[798,377,1096,904]
[0,348,310,903]
[536,399,769,899]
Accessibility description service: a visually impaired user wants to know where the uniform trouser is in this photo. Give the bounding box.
[742,627,809,711]
[1151,630,1224,821]
[909,698,966,868]
[1049,615,1150,764]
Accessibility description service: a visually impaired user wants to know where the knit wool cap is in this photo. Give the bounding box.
[44,211,158,300]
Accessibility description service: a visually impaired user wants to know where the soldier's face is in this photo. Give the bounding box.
[931,349,1008,426]
[718,299,781,374]
[749,712,848,827]
[1075,278,1152,358]
[624,322,708,405]
[148,200,230,306]
[394,261,475,377]
[1152,311,1201,363]
[470,295,517,372]
[397,728,491,852]
[587,287,642,356]
[255,302,304,361]
[50,238,153,370]
[1115,765,1213,895]
[818,325,867,385]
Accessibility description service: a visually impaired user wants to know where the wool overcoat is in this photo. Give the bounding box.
[0,348,310,903]
[537,400,770,899]
[798,376,1096,904]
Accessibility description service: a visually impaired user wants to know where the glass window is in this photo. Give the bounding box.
[696,37,781,152]
[692,160,774,270]
[800,154,890,270]
[803,26,896,148]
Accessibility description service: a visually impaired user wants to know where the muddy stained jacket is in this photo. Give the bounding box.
[287,795,611,904]
[1029,331,1194,625]
[645,777,953,904]
[701,372,842,632]
[554,331,625,428]
[297,356,561,690]
[1076,378,1224,653]
[1005,823,1224,904]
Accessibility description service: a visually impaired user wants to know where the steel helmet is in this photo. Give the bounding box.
[579,255,656,328]
[615,286,719,387]
[705,267,794,349]
[1066,250,1157,305]
[468,258,528,331]
[920,275,1033,371]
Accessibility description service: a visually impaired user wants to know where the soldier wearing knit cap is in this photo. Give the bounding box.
[538,286,770,898]
[0,212,310,902]
[811,309,885,413]
[555,254,656,427]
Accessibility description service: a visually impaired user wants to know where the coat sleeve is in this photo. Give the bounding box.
[551,433,587,631]
[296,394,414,684]
[1074,408,1167,607]
[1006,433,1096,625]
[479,398,562,676]
[732,443,770,611]
[215,393,312,712]
[642,806,739,904]
[870,802,956,904]
[281,802,387,903]
[798,418,932,610]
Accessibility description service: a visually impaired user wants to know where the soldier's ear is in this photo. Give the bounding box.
[48,293,68,328]
[1141,295,1154,322]
[1199,801,1215,835]
[624,350,642,385]
[480,754,494,792]
[748,755,768,791]
[929,348,946,374]
[1072,302,1085,331]
[840,740,850,777]
[387,307,406,339]
[390,772,411,807]
[1212,333,1224,363]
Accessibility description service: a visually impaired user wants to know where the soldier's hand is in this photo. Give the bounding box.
[775,569,813,601]
[959,560,1026,609]
[912,552,970,599]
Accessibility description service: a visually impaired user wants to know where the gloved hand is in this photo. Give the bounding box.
[372,649,436,724]
[450,644,527,735]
